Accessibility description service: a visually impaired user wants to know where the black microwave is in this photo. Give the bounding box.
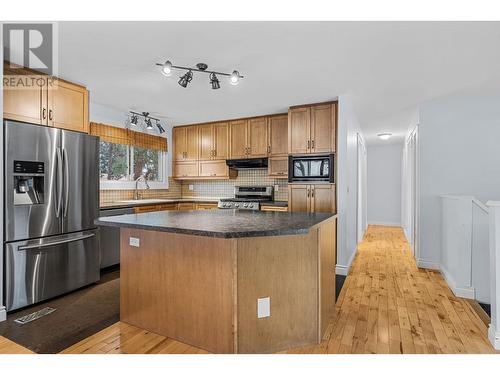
[288,154,334,183]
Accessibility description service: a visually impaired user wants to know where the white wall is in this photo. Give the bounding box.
[367,143,403,226]
[336,95,364,275]
[418,88,500,269]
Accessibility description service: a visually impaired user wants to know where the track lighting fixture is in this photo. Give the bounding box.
[156,60,244,89]
[210,72,220,90]
[178,70,193,88]
[129,111,166,135]
[160,60,172,77]
[230,70,241,85]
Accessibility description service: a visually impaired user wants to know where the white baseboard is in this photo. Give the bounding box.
[0,306,6,322]
[488,324,500,350]
[367,221,402,227]
[440,267,475,299]
[416,258,441,270]
[336,248,357,276]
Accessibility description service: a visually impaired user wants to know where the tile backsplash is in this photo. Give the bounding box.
[100,177,182,203]
[100,170,288,203]
[181,170,288,201]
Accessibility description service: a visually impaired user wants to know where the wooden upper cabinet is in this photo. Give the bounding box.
[185,126,199,160]
[311,103,336,154]
[173,126,199,161]
[213,122,229,160]
[199,160,229,177]
[268,156,288,178]
[48,78,89,133]
[173,127,186,161]
[311,184,336,213]
[229,119,247,159]
[247,117,268,157]
[3,66,45,124]
[288,107,310,154]
[268,114,288,156]
[288,184,311,213]
[199,124,214,161]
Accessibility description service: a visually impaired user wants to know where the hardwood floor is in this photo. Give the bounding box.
[0,225,496,354]
[0,336,33,354]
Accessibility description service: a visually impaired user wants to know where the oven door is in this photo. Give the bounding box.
[289,155,333,182]
[4,229,100,311]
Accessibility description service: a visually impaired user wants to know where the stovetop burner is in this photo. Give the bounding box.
[218,186,274,210]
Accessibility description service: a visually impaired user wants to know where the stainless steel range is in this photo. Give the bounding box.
[218,186,274,210]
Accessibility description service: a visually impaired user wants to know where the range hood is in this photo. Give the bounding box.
[226,157,268,170]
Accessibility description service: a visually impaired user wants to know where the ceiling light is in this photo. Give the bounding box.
[145,118,153,129]
[156,60,243,90]
[156,120,165,134]
[130,114,138,125]
[161,61,173,77]
[377,133,392,140]
[178,70,193,88]
[229,70,240,85]
[210,72,220,89]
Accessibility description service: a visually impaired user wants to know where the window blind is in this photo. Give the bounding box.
[90,122,168,151]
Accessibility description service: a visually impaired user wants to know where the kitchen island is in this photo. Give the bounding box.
[96,210,337,353]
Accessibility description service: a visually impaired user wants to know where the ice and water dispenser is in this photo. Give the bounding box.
[13,160,45,205]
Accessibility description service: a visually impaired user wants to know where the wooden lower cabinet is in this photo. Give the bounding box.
[173,161,199,179]
[288,184,335,213]
[134,205,159,214]
[268,157,288,178]
[157,203,178,211]
[260,205,288,212]
[195,203,218,210]
[177,202,195,210]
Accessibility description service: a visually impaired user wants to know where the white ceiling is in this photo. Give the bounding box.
[58,21,500,143]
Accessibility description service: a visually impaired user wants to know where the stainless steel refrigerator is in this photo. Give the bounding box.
[3,120,100,311]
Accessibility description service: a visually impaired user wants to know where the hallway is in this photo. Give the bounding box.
[285,225,496,354]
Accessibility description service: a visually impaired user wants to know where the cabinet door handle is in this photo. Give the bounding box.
[49,109,53,121]
[311,188,315,198]
[213,149,216,157]
[307,140,310,149]
[267,145,271,154]
[311,140,315,149]
[307,188,310,197]
[42,108,46,120]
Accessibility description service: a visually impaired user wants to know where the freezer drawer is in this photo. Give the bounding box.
[5,229,100,311]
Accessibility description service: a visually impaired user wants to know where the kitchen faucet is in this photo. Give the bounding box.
[133,174,150,200]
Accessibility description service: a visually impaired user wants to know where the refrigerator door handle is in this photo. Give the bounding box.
[63,148,70,217]
[18,233,96,251]
[55,148,63,218]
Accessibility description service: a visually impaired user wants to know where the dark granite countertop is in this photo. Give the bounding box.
[95,209,334,238]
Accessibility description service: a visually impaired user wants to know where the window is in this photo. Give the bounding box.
[92,122,168,190]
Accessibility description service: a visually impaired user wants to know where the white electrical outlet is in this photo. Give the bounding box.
[129,237,140,247]
[257,297,270,318]
[274,184,279,192]
[189,184,194,191]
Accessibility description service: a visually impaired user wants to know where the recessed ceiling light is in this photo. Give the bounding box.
[377,133,392,140]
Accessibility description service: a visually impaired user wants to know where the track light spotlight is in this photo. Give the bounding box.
[156,120,165,134]
[161,60,173,77]
[230,70,241,85]
[210,72,220,89]
[178,70,193,88]
[130,114,138,125]
[145,118,153,129]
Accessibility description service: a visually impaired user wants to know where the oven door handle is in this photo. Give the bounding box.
[18,233,96,251]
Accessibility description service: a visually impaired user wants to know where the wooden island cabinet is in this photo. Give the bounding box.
[97,210,337,353]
